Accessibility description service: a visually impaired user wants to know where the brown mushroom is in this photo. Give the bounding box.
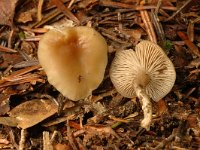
[38,26,108,101]
[110,40,176,130]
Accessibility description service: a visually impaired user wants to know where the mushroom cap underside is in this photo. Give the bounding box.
[110,40,176,102]
[38,26,108,101]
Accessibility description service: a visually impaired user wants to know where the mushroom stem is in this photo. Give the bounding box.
[134,83,152,131]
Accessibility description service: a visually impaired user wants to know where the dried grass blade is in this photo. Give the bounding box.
[2,65,41,82]
[52,0,80,25]
[37,0,44,21]
[165,0,193,22]
[0,45,17,53]
[178,31,200,58]
[140,10,157,43]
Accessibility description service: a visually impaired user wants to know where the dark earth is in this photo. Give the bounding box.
[0,0,199,149]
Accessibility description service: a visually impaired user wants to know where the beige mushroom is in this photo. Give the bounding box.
[110,40,176,130]
[38,26,108,101]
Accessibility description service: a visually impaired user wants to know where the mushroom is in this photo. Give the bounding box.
[110,40,176,130]
[38,26,108,101]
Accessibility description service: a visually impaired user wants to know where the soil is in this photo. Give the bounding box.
[0,0,199,149]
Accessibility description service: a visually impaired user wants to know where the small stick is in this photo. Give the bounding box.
[140,10,157,43]
[19,26,49,33]
[32,9,61,28]
[43,131,53,150]
[8,28,16,49]
[150,10,165,45]
[165,0,193,22]
[0,45,17,53]
[37,0,44,21]
[67,120,79,150]
[155,0,163,17]
[13,60,40,69]
[52,0,80,25]
[68,0,75,8]
[155,130,176,149]
[178,31,200,58]
[23,36,41,42]
[100,1,177,11]
[1,65,41,81]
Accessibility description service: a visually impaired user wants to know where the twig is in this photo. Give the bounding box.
[67,120,79,150]
[0,74,43,88]
[52,0,80,25]
[23,35,42,41]
[178,31,200,58]
[41,94,59,106]
[117,12,122,30]
[8,28,17,48]
[187,17,200,42]
[19,26,49,33]
[100,1,177,11]
[68,0,75,8]
[50,131,63,144]
[37,0,44,21]
[18,50,32,61]
[32,9,61,28]
[155,0,163,17]
[0,45,17,53]
[0,65,42,88]
[150,10,165,44]
[1,65,41,81]
[43,131,53,150]
[13,60,40,69]
[155,133,175,149]
[165,0,193,22]
[140,9,157,43]
[9,129,19,149]
[187,21,194,42]
[99,28,128,44]
[111,112,138,129]
[92,89,117,102]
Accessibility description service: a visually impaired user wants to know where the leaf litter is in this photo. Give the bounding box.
[0,0,199,149]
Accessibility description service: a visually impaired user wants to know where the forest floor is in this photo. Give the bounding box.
[0,0,199,149]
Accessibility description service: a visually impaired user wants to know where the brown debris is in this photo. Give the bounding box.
[140,9,157,43]
[8,99,58,129]
[0,45,17,53]
[0,94,10,115]
[52,0,80,25]
[16,9,35,23]
[37,0,44,22]
[178,31,200,58]
[156,99,169,116]
[0,0,19,26]
[0,0,199,149]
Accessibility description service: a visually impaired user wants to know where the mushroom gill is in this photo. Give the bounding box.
[110,40,176,130]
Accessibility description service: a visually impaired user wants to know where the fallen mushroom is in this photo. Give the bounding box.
[38,26,108,101]
[110,40,176,130]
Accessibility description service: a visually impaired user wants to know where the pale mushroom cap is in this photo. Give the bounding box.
[110,40,176,102]
[38,26,108,101]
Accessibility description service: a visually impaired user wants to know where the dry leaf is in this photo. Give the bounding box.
[156,99,168,116]
[8,99,57,129]
[0,0,19,26]
[16,9,35,23]
[54,143,72,150]
[0,53,24,69]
